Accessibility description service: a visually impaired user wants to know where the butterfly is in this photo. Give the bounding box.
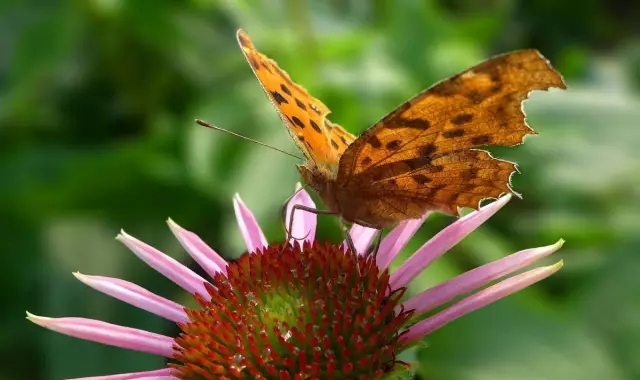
[235,28,566,253]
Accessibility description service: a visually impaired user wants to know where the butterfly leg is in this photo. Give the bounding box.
[279,187,306,243]
[351,219,384,257]
[282,203,359,255]
[337,218,359,255]
[280,200,337,245]
[278,196,360,255]
[345,225,382,257]
[369,229,383,257]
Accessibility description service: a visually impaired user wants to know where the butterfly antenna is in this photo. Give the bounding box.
[195,119,303,160]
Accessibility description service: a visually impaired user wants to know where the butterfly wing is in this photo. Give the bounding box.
[337,49,566,219]
[237,29,355,167]
[324,119,356,151]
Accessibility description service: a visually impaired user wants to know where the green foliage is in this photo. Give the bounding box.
[2,1,639,379]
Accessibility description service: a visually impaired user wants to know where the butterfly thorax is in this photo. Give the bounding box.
[297,163,342,214]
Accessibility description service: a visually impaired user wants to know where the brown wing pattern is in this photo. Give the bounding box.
[345,150,518,217]
[337,49,566,216]
[237,29,353,166]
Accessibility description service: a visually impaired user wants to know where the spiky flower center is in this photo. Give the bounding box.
[171,242,413,380]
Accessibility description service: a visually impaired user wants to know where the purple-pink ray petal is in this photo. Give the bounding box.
[135,376,177,380]
[400,240,564,314]
[391,194,512,289]
[233,194,268,253]
[400,261,563,344]
[167,218,227,276]
[376,214,429,269]
[117,231,210,297]
[346,224,378,255]
[61,368,174,380]
[285,185,317,245]
[73,273,188,323]
[26,313,174,357]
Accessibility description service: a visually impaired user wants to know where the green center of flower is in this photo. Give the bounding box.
[171,242,414,380]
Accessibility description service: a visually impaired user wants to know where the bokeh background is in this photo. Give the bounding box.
[3,1,640,379]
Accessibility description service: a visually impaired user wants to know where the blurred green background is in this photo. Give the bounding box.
[3,0,640,379]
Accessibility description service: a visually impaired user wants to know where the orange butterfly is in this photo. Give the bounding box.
[235,29,566,252]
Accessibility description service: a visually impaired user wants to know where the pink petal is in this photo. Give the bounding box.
[390,194,512,289]
[233,194,268,253]
[401,240,564,314]
[400,261,563,344]
[376,214,429,269]
[284,185,317,245]
[345,224,378,255]
[167,218,227,276]
[61,368,174,380]
[26,313,174,357]
[73,273,188,323]
[117,231,210,297]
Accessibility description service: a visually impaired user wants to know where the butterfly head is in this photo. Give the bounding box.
[297,164,328,193]
[297,164,340,214]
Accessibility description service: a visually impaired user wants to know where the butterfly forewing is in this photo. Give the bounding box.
[324,119,357,152]
[237,29,352,167]
[336,49,566,217]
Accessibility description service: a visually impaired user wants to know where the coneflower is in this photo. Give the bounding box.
[28,186,562,380]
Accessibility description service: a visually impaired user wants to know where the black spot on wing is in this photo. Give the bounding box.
[280,83,292,96]
[442,129,465,138]
[386,117,431,130]
[451,113,473,125]
[291,116,305,129]
[385,140,402,150]
[368,135,383,149]
[471,135,492,145]
[411,174,431,184]
[418,144,437,158]
[295,98,306,110]
[310,120,322,133]
[261,62,273,73]
[270,91,288,105]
